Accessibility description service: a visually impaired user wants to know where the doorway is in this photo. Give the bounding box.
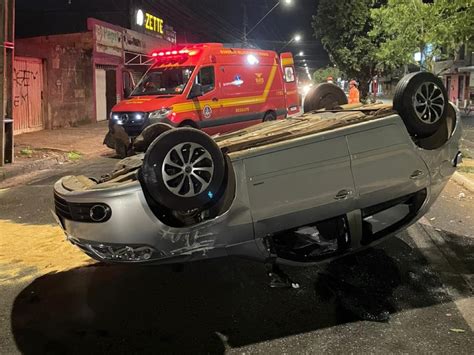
[95,66,117,122]
[13,57,44,134]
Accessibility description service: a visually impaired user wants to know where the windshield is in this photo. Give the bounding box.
[131,66,195,96]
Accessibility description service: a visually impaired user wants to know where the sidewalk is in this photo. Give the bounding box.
[0,121,112,183]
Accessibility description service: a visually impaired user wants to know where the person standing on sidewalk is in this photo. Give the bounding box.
[348,80,360,104]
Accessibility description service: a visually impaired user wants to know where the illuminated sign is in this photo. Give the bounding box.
[136,9,164,35]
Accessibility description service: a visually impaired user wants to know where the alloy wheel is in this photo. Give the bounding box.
[161,142,214,197]
[413,82,445,124]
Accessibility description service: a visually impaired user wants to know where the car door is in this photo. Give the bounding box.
[347,121,431,209]
[280,52,300,116]
[244,134,356,238]
[190,66,222,129]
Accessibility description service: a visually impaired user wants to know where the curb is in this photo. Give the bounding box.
[451,172,474,193]
[0,154,69,183]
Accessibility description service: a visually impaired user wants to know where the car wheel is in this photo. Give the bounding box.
[393,71,448,138]
[263,111,277,122]
[133,123,174,152]
[142,128,225,211]
[115,141,129,159]
[303,83,348,113]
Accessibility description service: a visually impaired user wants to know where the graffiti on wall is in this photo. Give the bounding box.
[13,68,38,108]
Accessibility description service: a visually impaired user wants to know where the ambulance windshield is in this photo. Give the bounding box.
[131,66,195,96]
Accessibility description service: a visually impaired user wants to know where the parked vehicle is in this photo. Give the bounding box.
[54,72,462,286]
[104,43,300,157]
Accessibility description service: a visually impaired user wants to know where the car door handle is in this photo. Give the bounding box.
[410,169,424,179]
[212,97,219,102]
[335,189,353,200]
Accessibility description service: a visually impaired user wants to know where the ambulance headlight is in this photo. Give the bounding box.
[149,108,172,120]
[111,113,124,125]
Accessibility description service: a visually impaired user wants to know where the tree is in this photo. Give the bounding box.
[312,66,342,83]
[370,0,474,73]
[312,0,384,99]
[370,0,439,72]
[432,0,474,60]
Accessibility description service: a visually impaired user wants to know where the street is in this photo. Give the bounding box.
[0,157,473,354]
[0,0,473,353]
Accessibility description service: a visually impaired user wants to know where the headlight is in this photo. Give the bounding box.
[149,108,172,120]
[110,113,124,125]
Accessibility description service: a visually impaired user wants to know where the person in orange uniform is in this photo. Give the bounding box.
[348,80,360,104]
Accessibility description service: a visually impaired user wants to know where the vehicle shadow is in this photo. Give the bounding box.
[10,235,471,354]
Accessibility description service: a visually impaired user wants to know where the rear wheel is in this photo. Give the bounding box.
[303,83,348,113]
[393,72,448,138]
[142,128,225,211]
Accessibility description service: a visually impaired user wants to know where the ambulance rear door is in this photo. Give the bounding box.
[280,52,300,116]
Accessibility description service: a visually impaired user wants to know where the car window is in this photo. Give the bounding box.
[196,66,215,94]
[285,66,295,83]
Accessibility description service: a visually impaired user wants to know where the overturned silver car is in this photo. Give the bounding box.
[53,72,462,274]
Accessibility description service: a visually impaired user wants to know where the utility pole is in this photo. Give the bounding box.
[242,1,248,47]
[0,0,15,166]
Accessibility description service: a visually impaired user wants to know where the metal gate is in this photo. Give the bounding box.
[13,57,44,134]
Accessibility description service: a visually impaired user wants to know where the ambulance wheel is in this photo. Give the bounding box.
[115,141,129,159]
[263,111,277,122]
[303,83,348,113]
[142,128,225,211]
[393,71,448,138]
[133,123,174,152]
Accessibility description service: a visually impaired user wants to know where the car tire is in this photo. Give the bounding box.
[393,71,448,138]
[133,123,174,152]
[263,111,277,122]
[303,83,348,113]
[142,128,226,211]
[115,141,129,159]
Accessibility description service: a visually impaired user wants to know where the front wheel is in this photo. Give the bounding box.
[142,128,225,211]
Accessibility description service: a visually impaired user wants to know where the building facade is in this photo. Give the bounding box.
[13,15,175,133]
[434,48,474,111]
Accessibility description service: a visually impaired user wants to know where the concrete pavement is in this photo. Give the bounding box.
[0,121,111,185]
[0,157,473,354]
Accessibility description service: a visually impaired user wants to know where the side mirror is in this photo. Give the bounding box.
[188,84,203,99]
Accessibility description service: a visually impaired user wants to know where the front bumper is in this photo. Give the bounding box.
[53,173,255,264]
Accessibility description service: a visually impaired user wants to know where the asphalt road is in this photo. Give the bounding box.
[0,157,473,354]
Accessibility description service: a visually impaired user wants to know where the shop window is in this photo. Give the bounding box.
[197,66,215,94]
[285,66,295,83]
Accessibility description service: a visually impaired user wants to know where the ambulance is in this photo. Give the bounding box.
[105,43,300,156]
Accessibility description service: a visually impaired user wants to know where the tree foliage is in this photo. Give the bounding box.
[432,0,474,58]
[312,0,383,98]
[370,0,474,72]
[312,66,342,83]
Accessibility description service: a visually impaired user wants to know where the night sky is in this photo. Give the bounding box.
[15,0,330,71]
[179,0,330,70]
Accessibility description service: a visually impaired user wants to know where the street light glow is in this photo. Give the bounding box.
[299,51,304,56]
[283,0,293,5]
[294,34,302,42]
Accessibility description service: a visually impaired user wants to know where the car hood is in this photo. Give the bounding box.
[112,96,180,112]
